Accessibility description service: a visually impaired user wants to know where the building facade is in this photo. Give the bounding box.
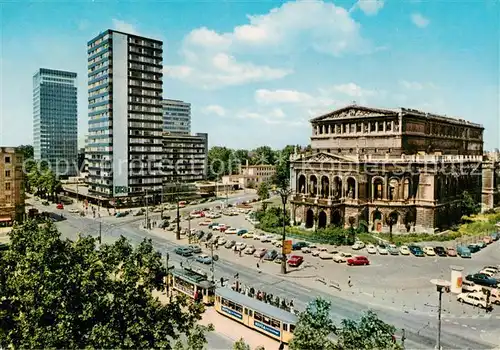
[0,148,24,225]
[162,132,208,183]
[162,99,191,135]
[86,29,164,199]
[222,163,276,189]
[289,105,486,233]
[33,68,78,176]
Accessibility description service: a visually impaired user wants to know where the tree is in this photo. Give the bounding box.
[233,338,251,350]
[0,221,209,349]
[461,190,480,217]
[207,146,233,180]
[272,145,295,188]
[16,144,34,160]
[289,298,337,350]
[385,212,398,243]
[257,181,270,200]
[336,310,400,349]
[251,146,275,165]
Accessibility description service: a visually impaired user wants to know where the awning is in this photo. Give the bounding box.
[0,218,13,222]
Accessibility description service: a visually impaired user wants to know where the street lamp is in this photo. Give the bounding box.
[430,278,451,350]
[278,185,292,275]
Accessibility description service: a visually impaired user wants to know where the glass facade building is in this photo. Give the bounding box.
[86,29,164,198]
[33,68,78,176]
[162,99,191,135]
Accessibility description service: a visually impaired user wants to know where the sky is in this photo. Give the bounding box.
[0,0,499,150]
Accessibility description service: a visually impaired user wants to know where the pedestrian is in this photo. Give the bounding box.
[256,262,260,272]
[239,249,242,257]
[348,276,352,288]
[220,277,224,287]
[279,342,285,350]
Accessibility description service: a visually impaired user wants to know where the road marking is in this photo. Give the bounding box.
[462,324,468,328]
[453,322,459,325]
[481,330,486,333]
[444,319,450,322]
[470,315,480,319]
[471,327,477,330]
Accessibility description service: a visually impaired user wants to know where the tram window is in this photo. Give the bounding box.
[290,325,295,333]
[216,296,220,303]
[271,319,280,328]
[222,298,230,307]
[283,324,288,331]
[254,312,263,321]
[208,289,215,296]
[244,308,248,315]
[248,310,253,317]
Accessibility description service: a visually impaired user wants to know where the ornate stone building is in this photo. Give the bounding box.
[289,105,492,234]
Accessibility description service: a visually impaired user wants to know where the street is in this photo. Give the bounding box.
[29,196,500,349]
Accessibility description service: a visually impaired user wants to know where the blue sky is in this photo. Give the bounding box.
[0,0,498,150]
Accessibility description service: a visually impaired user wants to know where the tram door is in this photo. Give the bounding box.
[202,287,215,305]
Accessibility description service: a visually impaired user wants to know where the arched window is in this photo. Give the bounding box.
[309,175,318,196]
[321,176,330,198]
[298,175,306,194]
[373,178,384,200]
[389,179,399,200]
[333,177,342,199]
[346,177,356,199]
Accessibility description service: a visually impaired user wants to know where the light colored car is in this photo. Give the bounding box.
[254,248,267,258]
[366,244,377,254]
[68,208,79,213]
[319,251,335,260]
[253,232,265,240]
[225,228,238,234]
[271,238,280,245]
[308,243,317,249]
[274,240,283,248]
[479,269,495,277]
[333,252,352,263]
[312,247,328,256]
[260,235,274,243]
[244,245,256,254]
[423,246,436,256]
[235,242,247,251]
[217,237,227,245]
[377,244,388,255]
[242,232,254,239]
[461,280,483,293]
[457,292,488,308]
[301,246,312,254]
[352,241,365,250]
[399,245,410,255]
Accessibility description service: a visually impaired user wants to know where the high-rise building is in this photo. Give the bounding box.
[0,147,24,225]
[33,68,78,176]
[162,99,191,134]
[86,29,164,198]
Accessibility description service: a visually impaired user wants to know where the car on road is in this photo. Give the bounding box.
[274,254,284,264]
[423,246,436,256]
[408,245,425,257]
[56,203,64,209]
[68,208,79,213]
[225,227,238,234]
[292,241,309,251]
[244,245,256,255]
[242,232,254,239]
[347,256,370,266]
[476,241,487,249]
[301,246,312,254]
[366,244,377,254]
[253,232,265,240]
[264,250,278,261]
[333,252,352,263]
[312,247,328,256]
[254,248,267,258]
[483,236,493,245]
[235,242,247,251]
[188,245,202,254]
[457,245,471,258]
[319,251,335,260]
[225,240,236,249]
[446,247,457,257]
[237,229,248,236]
[287,255,304,267]
[199,220,212,226]
[201,232,213,242]
[196,254,212,264]
[465,273,498,288]
[387,244,399,255]
[399,245,410,255]
[208,223,220,229]
[433,246,447,257]
[377,244,388,255]
[491,232,499,241]
[260,235,274,243]
[457,292,488,308]
[174,246,193,257]
[116,211,128,218]
[352,241,365,250]
[217,237,227,246]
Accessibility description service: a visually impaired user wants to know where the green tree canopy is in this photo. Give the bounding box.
[16,144,33,160]
[233,338,251,350]
[250,146,275,165]
[0,221,208,349]
[257,181,270,200]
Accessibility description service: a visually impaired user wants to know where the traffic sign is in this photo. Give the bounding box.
[283,240,292,254]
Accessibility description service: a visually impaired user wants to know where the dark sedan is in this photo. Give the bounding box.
[433,246,447,257]
[408,245,425,257]
[174,246,193,257]
[292,242,309,251]
[465,273,498,288]
[468,244,481,253]
[264,250,278,261]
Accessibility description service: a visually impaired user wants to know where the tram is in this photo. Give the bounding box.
[215,287,297,343]
[171,267,216,305]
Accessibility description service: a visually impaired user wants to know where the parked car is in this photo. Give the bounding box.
[254,248,267,258]
[261,235,274,243]
[433,246,447,257]
[476,241,487,249]
[377,244,388,255]
[387,244,399,255]
[199,220,212,226]
[225,240,236,249]
[116,211,128,218]
[333,252,352,263]
[68,208,79,213]
[237,229,248,236]
[188,245,202,254]
[461,280,483,293]
[468,244,481,253]
[347,256,370,266]
[457,292,488,308]
[56,203,64,209]
[217,237,227,246]
[225,228,238,234]
[312,247,328,257]
[208,223,219,229]
[274,254,285,264]
[288,255,304,267]
[366,244,377,254]
[482,266,499,275]
[490,232,499,241]
[399,245,410,255]
[174,246,193,257]
[253,232,265,240]
[479,269,496,278]
[244,245,256,255]
[301,246,312,254]
[446,247,458,257]
[242,232,254,239]
[319,251,335,260]
[423,246,436,256]
[483,236,493,245]
[465,273,498,288]
[292,242,309,251]
[352,241,365,250]
[457,245,471,258]
[201,232,213,242]
[264,250,278,261]
[407,245,424,257]
[196,254,212,264]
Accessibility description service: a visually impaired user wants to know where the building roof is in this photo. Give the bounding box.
[216,287,298,324]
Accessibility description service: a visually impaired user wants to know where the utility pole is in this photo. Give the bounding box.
[210,243,215,282]
[176,182,181,240]
[165,253,170,299]
[430,279,450,350]
[98,220,102,244]
[145,189,150,229]
[278,185,292,275]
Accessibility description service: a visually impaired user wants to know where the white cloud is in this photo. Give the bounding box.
[411,13,430,28]
[255,89,313,105]
[112,19,138,34]
[399,80,437,90]
[354,0,385,16]
[164,53,291,89]
[327,82,378,97]
[202,105,226,117]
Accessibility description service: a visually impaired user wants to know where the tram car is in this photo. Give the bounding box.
[171,267,216,305]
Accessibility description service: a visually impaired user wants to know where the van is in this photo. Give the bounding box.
[457,245,471,258]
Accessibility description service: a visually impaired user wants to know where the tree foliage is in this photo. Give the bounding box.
[24,160,62,201]
[256,206,290,229]
[16,144,34,160]
[233,338,251,350]
[461,190,481,217]
[257,181,270,200]
[0,221,208,349]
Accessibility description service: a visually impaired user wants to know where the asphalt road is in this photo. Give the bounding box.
[29,196,498,350]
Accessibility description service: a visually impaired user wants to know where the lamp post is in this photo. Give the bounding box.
[278,185,292,275]
[430,279,451,350]
[176,182,181,240]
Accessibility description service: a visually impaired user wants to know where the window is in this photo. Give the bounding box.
[283,324,288,331]
[5,156,10,163]
[5,182,11,190]
[254,312,263,321]
[290,324,296,333]
[5,195,11,203]
[5,170,10,177]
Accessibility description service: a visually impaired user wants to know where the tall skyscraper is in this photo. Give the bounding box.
[33,68,78,176]
[162,99,191,134]
[87,30,164,198]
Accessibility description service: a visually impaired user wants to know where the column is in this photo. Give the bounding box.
[391,120,394,133]
[384,174,389,200]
